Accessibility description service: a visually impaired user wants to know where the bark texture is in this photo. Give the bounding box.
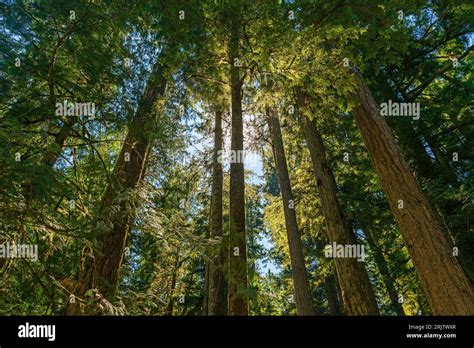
[207,110,227,315]
[227,1,248,315]
[297,92,379,315]
[351,72,474,315]
[267,107,315,315]
[65,59,167,315]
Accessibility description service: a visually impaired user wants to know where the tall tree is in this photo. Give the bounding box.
[207,109,227,315]
[227,0,249,315]
[350,71,474,315]
[297,91,379,315]
[266,107,315,315]
[65,58,168,315]
[363,226,405,316]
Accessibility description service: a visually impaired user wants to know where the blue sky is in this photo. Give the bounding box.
[185,111,280,275]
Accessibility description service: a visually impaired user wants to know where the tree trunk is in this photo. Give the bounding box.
[227,1,248,316]
[42,118,77,167]
[394,121,436,180]
[65,58,167,315]
[166,252,181,316]
[324,272,342,315]
[203,255,209,315]
[351,71,474,315]
[297,92,379,315]
[267,107,315,315]
[393,111,474,283]
[384,91,474,283]
[207,109,227,315]
[364,227,405,315]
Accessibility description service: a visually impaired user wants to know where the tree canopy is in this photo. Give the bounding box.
[0,0,473,316]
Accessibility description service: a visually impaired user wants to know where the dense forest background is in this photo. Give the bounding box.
[0,0,473,316]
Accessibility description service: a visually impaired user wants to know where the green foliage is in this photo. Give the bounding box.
[0,0,471,316]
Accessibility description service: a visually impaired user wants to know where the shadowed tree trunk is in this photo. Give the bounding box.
[42,118,77,167]
[320,236,343,315]
[65,58,168,315]
[166,251,182,316]
[203,250,209,314]
[41,17,84,169]
[351,70,474,315]
[363,226,405,316]
[207,109,227,315]
[297,92,379,315]
[324,272,342,315]
[227,0,248,316]
[267,107,315,315]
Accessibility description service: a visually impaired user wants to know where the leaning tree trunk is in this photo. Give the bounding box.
[388,93,473,282]
[42,118,77,167]
[363,226,405,315]
[297,92,379,315]
[227,0,248,316]
[267,107,315,315]
[65,59,167,315]
[207,109,227,315]
[351,71,474,315]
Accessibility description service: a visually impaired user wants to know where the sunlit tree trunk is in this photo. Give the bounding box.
[351,71,474,314]
[388,94,473,282]
[226,0,248,316]
[65,59,168,315]
[207,109,227,315]
[267,107,315,315]
[297,92,379,315]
